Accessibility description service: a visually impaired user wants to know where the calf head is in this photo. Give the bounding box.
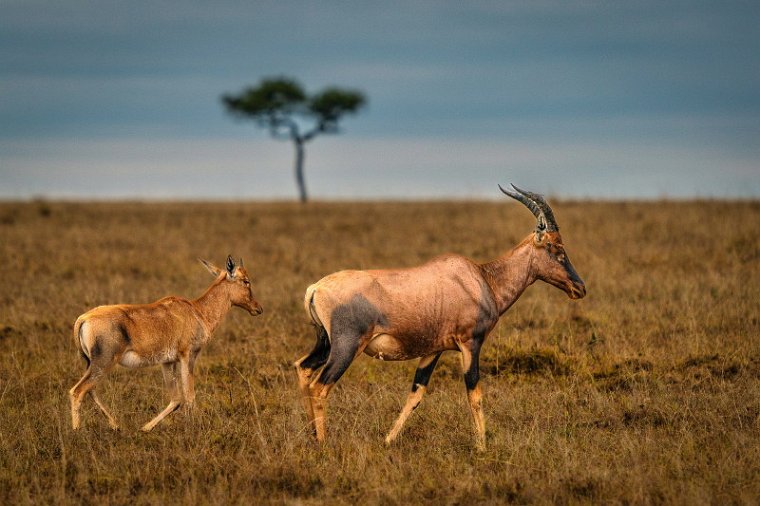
[200,255,264,315]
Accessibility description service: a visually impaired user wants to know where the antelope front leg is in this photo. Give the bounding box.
[140,363,182,432]
[386,352,442,445]
[459,338,486,451]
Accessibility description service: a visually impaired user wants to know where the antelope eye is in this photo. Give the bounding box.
[243,280,251,286]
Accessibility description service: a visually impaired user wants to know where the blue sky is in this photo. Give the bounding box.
[1,0,759,199]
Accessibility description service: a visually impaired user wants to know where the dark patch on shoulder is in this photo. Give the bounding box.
[117,322,131,345]
[459,280,497,391]
[117,309,136,344]
[330,294,388,337]
[473,279,499,340]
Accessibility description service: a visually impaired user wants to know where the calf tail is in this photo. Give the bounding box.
[72,316,90,367]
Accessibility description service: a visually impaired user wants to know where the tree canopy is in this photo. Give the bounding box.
[223,79,366,202]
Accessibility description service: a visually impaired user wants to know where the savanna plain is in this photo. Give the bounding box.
[0,199,758,505]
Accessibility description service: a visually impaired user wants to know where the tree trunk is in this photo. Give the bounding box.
[293,139,307,203]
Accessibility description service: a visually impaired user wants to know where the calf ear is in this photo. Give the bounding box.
[199,258,222,277]
[226,255,236,278]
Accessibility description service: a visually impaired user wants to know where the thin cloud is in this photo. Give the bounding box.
[1,0,758,198]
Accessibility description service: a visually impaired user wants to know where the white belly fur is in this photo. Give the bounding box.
[119,350,177,368]
[364,333,412,361]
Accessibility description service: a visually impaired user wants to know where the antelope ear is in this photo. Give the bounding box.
[199,258,222,277]
[226,255,236,278]
[533,216,547,244]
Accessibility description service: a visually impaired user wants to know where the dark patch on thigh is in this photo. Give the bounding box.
[301,325,331,371]
[330,294,388,338]
[314,295,388,386]
[91,338,103,359]
[317,335,361,385]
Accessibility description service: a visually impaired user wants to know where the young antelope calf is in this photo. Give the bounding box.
[295,185,586,450]
[69,256,262,432]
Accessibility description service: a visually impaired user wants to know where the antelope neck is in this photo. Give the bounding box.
[480,239,537,315]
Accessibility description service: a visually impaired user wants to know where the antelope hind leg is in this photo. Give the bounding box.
[294,357,319,430]
[294,324,331,434]
[308,333,368,442]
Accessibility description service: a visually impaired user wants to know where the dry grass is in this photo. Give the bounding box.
[0,199,758,504]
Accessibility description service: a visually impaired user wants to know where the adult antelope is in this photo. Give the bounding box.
[69,256,262,432]
[294,185,586,450]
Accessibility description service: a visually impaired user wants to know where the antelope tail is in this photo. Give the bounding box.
[304,284,324,328]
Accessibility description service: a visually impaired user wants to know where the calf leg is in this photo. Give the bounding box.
[140,363,182,432]
[91,391,119,430]
[385,352,442,445]
[294,325,330,430]
[459,338,486,451]
[179,352,197,410]
[69,368,91,430]
[69,359,117,430]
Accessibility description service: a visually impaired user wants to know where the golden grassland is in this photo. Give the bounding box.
[0,199,758,505]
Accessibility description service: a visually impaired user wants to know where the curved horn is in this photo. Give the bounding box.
[499,184,542,220]
[499,184,559,232]
[510,184,559,232]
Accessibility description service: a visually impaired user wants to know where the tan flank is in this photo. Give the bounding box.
[295,185,586,450]
[69,256,263,432]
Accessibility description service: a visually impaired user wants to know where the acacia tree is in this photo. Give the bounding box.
[222,77,366,202]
